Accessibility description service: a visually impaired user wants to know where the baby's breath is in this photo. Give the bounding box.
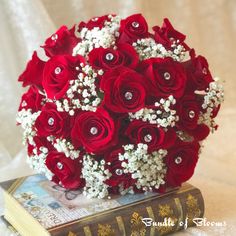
[133,38,186,61]
[119,143,167,191]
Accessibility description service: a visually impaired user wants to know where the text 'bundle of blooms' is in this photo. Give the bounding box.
[17,14,224,198]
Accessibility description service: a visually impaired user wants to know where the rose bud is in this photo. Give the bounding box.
[118,13,149,43]
[42,25,80,57]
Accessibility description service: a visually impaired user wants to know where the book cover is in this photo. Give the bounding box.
[0,174,204,236]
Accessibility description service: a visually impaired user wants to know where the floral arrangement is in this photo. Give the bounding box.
[17,14,224,198]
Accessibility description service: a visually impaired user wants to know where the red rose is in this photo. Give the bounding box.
[100,67,146,113]
[125,120,176,152]
[176,95,210,140]
[18,51,45,89]
[35,103,72,138]
[177,95,200,130]
[153,18,188,50]
[46,151,84,189]
[42,55,85,99]
[189,124,210,141]
[71,108,117,154]
[118,14,149,43]
[139,57,187,98]
[88,43,139,70]
[78,15,111,30]
[165,141,200,187]
[18,87,44,112]
[42,25,80,57]
[185,50,213,91]
[104,148,135,192]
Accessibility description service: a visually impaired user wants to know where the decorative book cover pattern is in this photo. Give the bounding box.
[1,175,204,236]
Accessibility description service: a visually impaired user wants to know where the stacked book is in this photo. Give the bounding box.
[0,174,204,236]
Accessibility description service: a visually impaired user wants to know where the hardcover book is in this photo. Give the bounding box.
[0,175,204,236]
[0,216,20,235]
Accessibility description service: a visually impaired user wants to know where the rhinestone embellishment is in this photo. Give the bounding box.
[57,162,63,170]
[202,67,207,75]
[54,67,61,74]
[125,92,133,100]
[105,53,114,61]
[51,33,58,41]
[48,117,54,126]
[144,134,152,143]
[189,110,195,119]
[21,101,27,107]
[92,17,98,22]
[132,21,139,28]
[115,169,123,176]
[90,127,98,135]
[164,72,171,80]
[175,156,182,164]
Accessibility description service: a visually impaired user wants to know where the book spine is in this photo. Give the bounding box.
[50,186,204,236]
[0,216,20,236]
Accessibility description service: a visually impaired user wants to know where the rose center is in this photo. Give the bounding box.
[90,126,98,135]
[105,53,114,61]
[144,134,152,143]
[54,67,62,75]
[188,110,195,119]
[132,21,140,28]
[57,162,63,170]
[124,91,133,100]
[163,72,171,80]
[115,169,123,175]
[48,117,55,126]
[175,156,182,164]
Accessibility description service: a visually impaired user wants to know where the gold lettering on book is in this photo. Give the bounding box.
[67,231,77,236]
[186,194,201,223]
[156,204,177,235]
[97,223,115,236]
[130,212,146,236]
[174,198,184,231]
[84,226,92,236]
[116,216,126,235]
[146,206,155,236]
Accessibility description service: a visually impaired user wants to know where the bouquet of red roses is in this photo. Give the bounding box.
[17,14,224,198]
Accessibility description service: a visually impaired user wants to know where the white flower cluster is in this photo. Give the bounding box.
[16,109,40,145]
[119,143,167,191]
[129,95,178,127]
[73,15,121,57]
[199,78,224,131]
[54,65,102,113]
[202,79,224,110]
[26,147,53,180]
[133,38,186,62]
[52,138,80,159]
[16,109,54,178]
[81,155,111,198]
